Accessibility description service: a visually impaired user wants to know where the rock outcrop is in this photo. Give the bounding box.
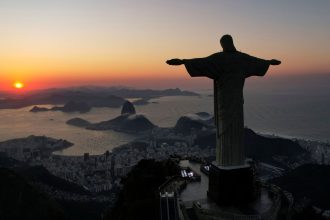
[121,101,136,115]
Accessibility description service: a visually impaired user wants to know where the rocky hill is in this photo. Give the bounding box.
[87,114,156,133]
[173,113,213,135]
[121,101,136,115]
[0,155,111,220]
[0,168,65,220]
[68,101,156,133]
[194,128,310,169]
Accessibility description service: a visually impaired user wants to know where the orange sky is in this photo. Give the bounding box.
[1,1,330,91]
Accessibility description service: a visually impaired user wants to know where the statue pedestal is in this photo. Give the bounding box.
[207,162,257,206]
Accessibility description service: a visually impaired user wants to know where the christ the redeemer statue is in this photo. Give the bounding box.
[167,35,281,167]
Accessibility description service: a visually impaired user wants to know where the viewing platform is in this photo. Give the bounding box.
[159,160,292,220]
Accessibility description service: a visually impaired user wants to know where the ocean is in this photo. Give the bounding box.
[0,87,329,156]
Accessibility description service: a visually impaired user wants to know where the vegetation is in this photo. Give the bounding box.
[105,159,180,220]
[0,168,65,220]
[271,164,330,209]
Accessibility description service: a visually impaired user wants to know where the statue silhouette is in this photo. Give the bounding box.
[167,35,281,167]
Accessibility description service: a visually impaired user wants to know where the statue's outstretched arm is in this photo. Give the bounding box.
[269,59,281,65]
[166,58,187,66]
[166,55,217,79]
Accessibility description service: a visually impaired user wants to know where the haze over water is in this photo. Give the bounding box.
[1,75,329,156]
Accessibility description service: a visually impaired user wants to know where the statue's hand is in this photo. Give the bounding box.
[269,59,281,65]
[166,59,184,66]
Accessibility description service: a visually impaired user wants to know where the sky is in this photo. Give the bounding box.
[1,0,330,91]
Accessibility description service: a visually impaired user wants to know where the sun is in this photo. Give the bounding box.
[13,81,25,89]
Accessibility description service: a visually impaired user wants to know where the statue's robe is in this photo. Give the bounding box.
[184,51,270,166]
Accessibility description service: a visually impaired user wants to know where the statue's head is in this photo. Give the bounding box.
[220,35,237,52]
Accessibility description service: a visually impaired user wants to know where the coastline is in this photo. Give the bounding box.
[0,94,329,156]
[1,128,328,158]
[258,130,330,143]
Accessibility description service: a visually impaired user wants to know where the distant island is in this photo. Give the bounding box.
[30,100,92,113]
[0,86,199,109]
[66,118,91,127]
[67,101,156,133]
